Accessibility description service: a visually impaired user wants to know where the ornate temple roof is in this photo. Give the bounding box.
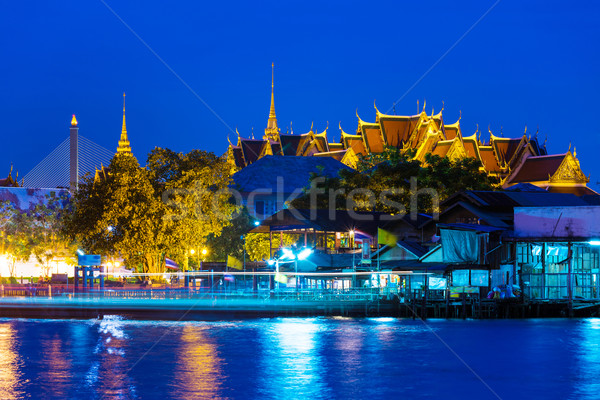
[225,69,592,196]
[0,165,19,187]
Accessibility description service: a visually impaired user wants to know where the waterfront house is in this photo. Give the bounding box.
[509,205,600,301]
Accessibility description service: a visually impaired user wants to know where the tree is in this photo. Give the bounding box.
[29,192,76,278]
[289,146,498,214]
[149,148,238,268]
[65,148,237,274]
[244,232,301,262]
[0,201,31,279]
[65,153,168,274]
[205,207,254,263]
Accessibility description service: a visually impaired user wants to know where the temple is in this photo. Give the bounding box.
[94,93,134,182]
[117,93,132,154]
[0,165,20,187]
[227,68,594,196]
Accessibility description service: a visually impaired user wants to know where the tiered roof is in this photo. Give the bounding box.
[226,70,593,196]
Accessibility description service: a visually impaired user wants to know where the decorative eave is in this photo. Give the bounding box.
[314,126,329,153]
[462,133,483,164]
[340,122,363,150]
[443,116,462,141]
[357,115,383,153]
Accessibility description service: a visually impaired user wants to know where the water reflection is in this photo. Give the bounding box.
[88,316,137,399]
[39,333,72,398]
[0,323,24,399]
[259,318,331,399]
[171,324,223,399]
[2,318,600,399]
[573,319,600,399]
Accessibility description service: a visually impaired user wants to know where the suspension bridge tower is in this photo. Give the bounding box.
[70,114,79,192]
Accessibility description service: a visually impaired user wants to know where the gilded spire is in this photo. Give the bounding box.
[270,63,275,118]
[264,63,280,140]
[122,92,127,133]
[117,92,132,154]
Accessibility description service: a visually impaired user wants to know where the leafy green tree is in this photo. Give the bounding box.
[30,192,77,278]
[0,201,31,279]
[205,207,254,263]
[65,153,168,273]
[66,148,237,274]
[244,233,301,262]
[149,148,238,268]
[290,146,498,214]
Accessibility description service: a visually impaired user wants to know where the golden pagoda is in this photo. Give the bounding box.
[264,63,280,142]
[117,92,132,154]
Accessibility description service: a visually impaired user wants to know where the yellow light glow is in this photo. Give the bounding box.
[190,249,195,255]
[107,262,113,268]
[201,249,208,256]
[71,114,78,126]
[114,261,121,268]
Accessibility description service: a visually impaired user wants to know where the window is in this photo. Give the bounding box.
[255,200,265,218]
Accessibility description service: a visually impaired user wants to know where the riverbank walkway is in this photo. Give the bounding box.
[1,283,599,320]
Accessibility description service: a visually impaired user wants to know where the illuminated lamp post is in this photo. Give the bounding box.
[268,247,313,294]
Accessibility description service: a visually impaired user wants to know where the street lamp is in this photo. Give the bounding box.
[268,246,313,293]
[201,248,207,270]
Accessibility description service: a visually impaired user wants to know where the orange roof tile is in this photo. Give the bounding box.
[479,146,501,173]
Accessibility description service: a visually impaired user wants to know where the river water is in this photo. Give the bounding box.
[0,317,598,399]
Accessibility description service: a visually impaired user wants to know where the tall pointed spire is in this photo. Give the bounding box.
[264,63,280,141]
[117,92,132,154]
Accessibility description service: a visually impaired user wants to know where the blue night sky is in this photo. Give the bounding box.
[1,1,599,188]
